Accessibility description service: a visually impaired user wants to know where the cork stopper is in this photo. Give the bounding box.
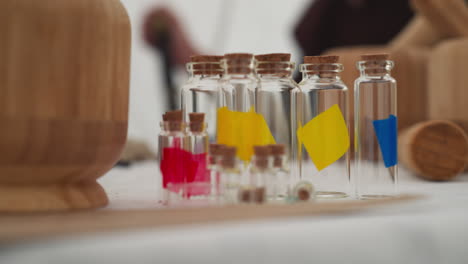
[224,53,254,60]
[220,146,237,168]
[297,188,311,201]
[253,145,271,156]
[165,110,183,122]
[255,53,291,62]
[162,113,169,122]
[189,122,204,132]
[189,112,205,123]
[209,144,224,156]
[361,54,389,61]
[269,144,285,155]
[269,144,286,167]
[190,55,223,63]
[304,55,339,64]
[190,55,223,75]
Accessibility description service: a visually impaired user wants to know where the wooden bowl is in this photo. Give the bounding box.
[0,0,131,211]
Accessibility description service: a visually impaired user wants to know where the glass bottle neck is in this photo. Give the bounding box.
[300,63,343,83]
[301,72,342,82]
[357,60,394,79]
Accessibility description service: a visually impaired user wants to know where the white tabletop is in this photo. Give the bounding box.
[2,162,468,264]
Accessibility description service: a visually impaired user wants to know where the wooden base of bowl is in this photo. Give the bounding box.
[0,181,108,212]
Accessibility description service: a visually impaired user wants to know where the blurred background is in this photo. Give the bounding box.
[121,0,413,152]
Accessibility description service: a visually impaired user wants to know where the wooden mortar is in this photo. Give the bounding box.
[0,0,131,211]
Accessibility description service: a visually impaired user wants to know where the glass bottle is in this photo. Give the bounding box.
[241,146,271,204]
[354,54,398,199]
[294,55,350,199]
[208,143,224,199]
[219,146,241,204]
[181,55,223,142]
[158,111,189,203]
[268,144,290,202]
[219,53,257,112]
[185,113,210,200]
[255,53,298,184]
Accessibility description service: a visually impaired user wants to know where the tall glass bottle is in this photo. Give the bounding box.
[354,54,398,199]
[294,55,350,199]
[181,55,223,142]
[255,53,298,184]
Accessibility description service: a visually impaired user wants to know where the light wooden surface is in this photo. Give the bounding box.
[399,120,468,181]
[0,0,131,211]
[0,195,420,242]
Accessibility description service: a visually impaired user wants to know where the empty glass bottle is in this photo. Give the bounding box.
[219,146,241,204]
[354,54,398,199]
[255,53,298,186]
[294,55,350,199]
[181,55,223,142]
[268,144,290,201]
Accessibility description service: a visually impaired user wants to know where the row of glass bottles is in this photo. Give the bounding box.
[179,53,397,200]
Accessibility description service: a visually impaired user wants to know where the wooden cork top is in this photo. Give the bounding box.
[255,53,291,62]
[189,113,205,123]
[209,144,224,156]
[190,55,223,63]
[304,55,339,64]
[220,146,237,168]
[361,54,389,61]
[224,53,254,60]
[253,145,271,156]
[165,110,183,122]
[269,144,285,155]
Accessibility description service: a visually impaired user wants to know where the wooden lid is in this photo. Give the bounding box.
[189,112,205,123]
[269,144,285,155]
[209,144,224,155]
[190,55,223,62]
[224,53,254,60]
[165,110,182,122]
[255,53,291,62]
[405,120,468,181]
[304,55,339,64]
[253,145,271,156]
[361,54,389,61]
[189,122,203,132]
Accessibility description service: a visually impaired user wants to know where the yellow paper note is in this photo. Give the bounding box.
[217,107,275,161]
[297,104,349,171]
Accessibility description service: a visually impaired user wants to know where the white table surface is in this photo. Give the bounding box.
[2,162,468,264]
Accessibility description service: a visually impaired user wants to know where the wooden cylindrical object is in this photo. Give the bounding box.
[0,0,131,211]
[399,120,468,181]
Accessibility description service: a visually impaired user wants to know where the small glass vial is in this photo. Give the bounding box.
[268,144,290,201]
[354,54,398,199]
[181,55,223,142]
[219,53,257,112]
[185,113,210,199]
[294,55,350,199]
[158,110,189,203]
[208,143,224,199]
[240,146,271,204]
[255,53,298,183]
[219,146,241,204]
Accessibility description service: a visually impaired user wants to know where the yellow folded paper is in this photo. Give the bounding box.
[297,104,349,171]
[217,107,275,161]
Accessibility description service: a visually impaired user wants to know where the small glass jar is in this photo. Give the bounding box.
[255,53,299,186]
[294,55,350,199]
[268,144,290,202]
[218,146,241,204]
[354,54,398,199]
[158,120,189,203]
[181,55,223,142]
[241,146,271,204]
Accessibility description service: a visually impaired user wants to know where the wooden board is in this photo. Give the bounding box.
[0,195,420,242]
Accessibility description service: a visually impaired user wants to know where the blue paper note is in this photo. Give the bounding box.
[373,115,398,168]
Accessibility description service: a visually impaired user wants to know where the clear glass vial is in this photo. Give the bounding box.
[294,55,350,199]
[240,146,271,204]
[255,53,298,183]
[268,144,290,201]
[185,113,210,200]
[158,112,189,203]
[181,55,223,142]
[354,54,398,199]
[219,146,241,204]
